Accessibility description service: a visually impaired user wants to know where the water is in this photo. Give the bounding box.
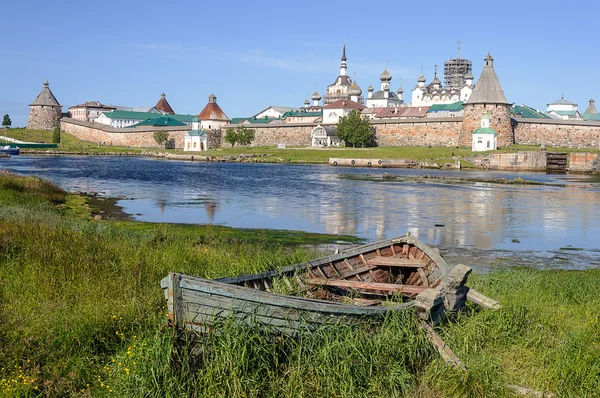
[3,155,600,260]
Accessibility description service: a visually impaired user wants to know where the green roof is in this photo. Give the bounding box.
[473,127,497,135]
[245,117,279,124]
[186,129,207,137]
[481,114,490,119]
[582,113,600,121]
[128,116,187,128]
[427,101,464,113]
[230,117,248,124]
[510,104,551,119]
[281,110,323,118]
[169,114,196,123]
[102,110,162,120]
[553,110,578,116]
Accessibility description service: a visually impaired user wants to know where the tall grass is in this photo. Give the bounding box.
[1,172,599,397]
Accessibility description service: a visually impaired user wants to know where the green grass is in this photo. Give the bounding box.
[0,172,599,397]
[1,127,83,146]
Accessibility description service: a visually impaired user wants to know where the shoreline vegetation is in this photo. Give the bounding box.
[4,127,600,171]
[1,173,599,396]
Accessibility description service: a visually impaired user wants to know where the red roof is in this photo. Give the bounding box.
[198,102,229,121]
[322,99,365,110]
[155,93,175,114]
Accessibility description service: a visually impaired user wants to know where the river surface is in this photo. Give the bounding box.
[3,155,600,268]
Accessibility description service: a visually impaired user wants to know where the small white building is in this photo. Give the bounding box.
[311,125,340,147]
[184,117,208,151]
[322,99,366,124]
[252,105,297,120]
[471,114,497,151]
[546,96,581,120]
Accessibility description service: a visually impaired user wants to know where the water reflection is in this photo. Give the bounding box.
[3,155,599,253]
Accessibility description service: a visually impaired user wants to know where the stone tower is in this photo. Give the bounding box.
[27,78,62,130]
[460,54,512,147]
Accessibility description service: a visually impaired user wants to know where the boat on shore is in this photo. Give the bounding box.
[0,145,19,156]
[161,233,475,336]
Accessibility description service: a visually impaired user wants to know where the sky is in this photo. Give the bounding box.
[1,0,599,127]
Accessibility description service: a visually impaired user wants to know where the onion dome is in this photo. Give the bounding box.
[465,71,474,80]
[348,82,362,96]
[432,73,441,85]
[397,86,404,94]
[417,74,426,83]
[380,69,392,82]
[304,99,310,105]
[367,84,374,92]
[311,90,321,101]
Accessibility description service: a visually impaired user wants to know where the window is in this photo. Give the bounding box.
[193,142,197,148]
[487,141,491,148]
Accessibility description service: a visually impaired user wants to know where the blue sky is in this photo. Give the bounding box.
[1,0,598,127]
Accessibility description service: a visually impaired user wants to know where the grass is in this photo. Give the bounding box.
[0,172,599,397]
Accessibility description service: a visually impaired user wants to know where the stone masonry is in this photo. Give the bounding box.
[514,119,600,149]
[27,106,62,130]
[461,103,513,147]
[373,118,463,147]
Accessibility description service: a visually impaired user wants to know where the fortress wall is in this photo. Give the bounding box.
[514,119,600,148]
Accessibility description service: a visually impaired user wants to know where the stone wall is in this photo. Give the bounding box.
[223,124,315,147]
[485,152,547,171]
[569,152,600,172]
[514,119,600,149]
[373,118,462,147]
[461,104,513,147]
[27,106,62,130]
[61,119,189,148]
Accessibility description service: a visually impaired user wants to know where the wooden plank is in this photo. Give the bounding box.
[368,256,427,267]
[418,268,430,287]
[336,263,378,280]
[305,278,429,294]
[468,289,501,309]
[422,321,465,370]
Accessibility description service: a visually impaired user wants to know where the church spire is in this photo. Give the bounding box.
[340,43,347,76]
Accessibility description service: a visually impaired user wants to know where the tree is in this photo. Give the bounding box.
[336,110,374,147]
[2,114,10,128]
[153,131,170,148]
[224,128,238,147]
[224,126,255,148]
[52,127,61,144]
[236,126,255,146]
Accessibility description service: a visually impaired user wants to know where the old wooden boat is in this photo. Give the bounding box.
[162,233,455,336]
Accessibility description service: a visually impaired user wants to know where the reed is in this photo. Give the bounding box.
[0,172,598,397]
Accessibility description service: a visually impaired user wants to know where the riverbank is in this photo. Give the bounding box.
[0,172,599,396]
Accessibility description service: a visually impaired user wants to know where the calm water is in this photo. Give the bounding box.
[3,155,600,257]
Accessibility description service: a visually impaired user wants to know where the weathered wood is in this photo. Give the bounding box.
[422,321,465,370]
[468,289,501,309]
[306,278,428,294]
[367,256,427,267]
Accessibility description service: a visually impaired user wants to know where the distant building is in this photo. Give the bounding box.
[362,106,429,120]
[324,45,360,105]
[68,101,117,122]
[426,101,464,118]
[365,69,404,108]
[197,94,230,130]
[155,92,175,114]
[322,99,365,124]
[27,79,62,130]
[546,96,581,120]
[471,113,497,151]
[582,99,600,121]
[184,117,208,151]
[311,125,340,147]
[97,110,195,128]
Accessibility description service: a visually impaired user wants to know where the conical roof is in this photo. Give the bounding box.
[466,54,510,105]
[198,94,229,121]
[30,78,61,107]
[584,99,597,115]
[155,92,175,114]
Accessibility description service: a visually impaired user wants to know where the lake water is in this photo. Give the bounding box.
[3,155,600,265]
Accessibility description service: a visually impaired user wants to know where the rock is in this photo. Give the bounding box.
[382,173,397,180]
[413,289,445,326]
[512,238,520,243]
[93,214,102,222]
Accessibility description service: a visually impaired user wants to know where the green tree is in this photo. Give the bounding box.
[224,128,238,147]
[52,127,61,144]
[153,131,170,148]
[2,114,11,128]
[336,110,374,147]
[236,126,255,146]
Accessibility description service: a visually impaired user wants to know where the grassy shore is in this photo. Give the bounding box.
[0,171,599,397]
